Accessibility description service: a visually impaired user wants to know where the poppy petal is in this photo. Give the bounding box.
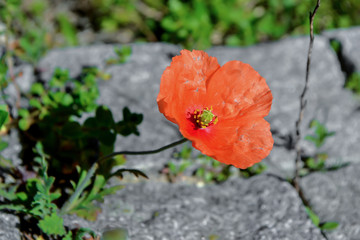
[157,50,220,125]
[206,60,272,119]
[210,118,273,169]
[157,50,273,169]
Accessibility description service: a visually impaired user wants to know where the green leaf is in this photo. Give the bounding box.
[98,130,117,146]
[84,117,97,128]
[107,46,133,64]
[29,98,42,109]
[0,204,26,212]
[18,108,29,118]
[18,118,31,131]
[0,109,8,128]
[38,213,66,236]
[75,228,97,239]
[113,155,127,165]
[61,94,74,106]
[168,162,177,174]
[0,141,8,151]
[70,205,100,221]
[63,231,72,240]
[320,222,339,231]
[96,105,115,127]
[57,13,78,46]
[103,228,129,240]
[98,185,125,197]
[30,82,45,95]
[179,161,191,173]
[62,122,82,138]
[305,207,320,227]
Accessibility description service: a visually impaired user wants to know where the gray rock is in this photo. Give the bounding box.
[207,36,360,175]
[37,43,184,174]
[301,163,360,240]
[37,36,360,178]
[64,175,324,240]
[323,27,360,73]
[0,212,20,240]
[1,28,359,239]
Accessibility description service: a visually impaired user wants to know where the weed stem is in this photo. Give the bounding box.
[294,0,320,192]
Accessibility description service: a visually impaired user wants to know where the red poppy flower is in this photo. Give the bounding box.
[157,50,273,169]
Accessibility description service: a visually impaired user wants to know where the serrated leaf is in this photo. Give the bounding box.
[320,222,339,230]
[50,191,62,202]
[16,192,28,201]
[38,213,66,235]
[0,204,26,212]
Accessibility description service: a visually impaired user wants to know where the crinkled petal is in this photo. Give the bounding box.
[157,50,220,125]
[157,50,273,169]
[206,60,272,120]
[209,117,273,169]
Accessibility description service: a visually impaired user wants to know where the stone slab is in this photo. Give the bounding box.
[64,175,324,240]
[0,212,20,240]
[323,27,360,73]
[301,163,360,240]
[207,36,360,174]
[37,36,360,178]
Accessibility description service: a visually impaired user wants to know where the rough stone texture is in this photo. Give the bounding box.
[323,27,360,72]
[301,163,360,240]
[64,176,324,240]
[36,35,360,177]
[37,43,183,174]
[207,36,360,175]
[0,212,21,240]
[1,28,360,239]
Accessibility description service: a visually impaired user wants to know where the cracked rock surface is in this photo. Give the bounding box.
[301,163,360,240]
[64,176,324,240]
[1,27,360,239]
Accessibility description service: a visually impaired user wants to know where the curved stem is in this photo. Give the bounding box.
[98,138,188,163]
[294,0,320,192]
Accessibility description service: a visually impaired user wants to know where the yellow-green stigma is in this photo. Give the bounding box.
[193,107,218,128]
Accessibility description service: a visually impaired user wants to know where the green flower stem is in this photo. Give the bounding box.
[98,138,188,163]
[60,137,188,215]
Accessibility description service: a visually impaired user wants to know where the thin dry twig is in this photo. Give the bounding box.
[294,0,321,192]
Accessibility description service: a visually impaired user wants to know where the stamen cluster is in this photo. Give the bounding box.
[193,107,218,129]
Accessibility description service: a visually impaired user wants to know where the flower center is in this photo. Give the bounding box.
[193,107,218,128]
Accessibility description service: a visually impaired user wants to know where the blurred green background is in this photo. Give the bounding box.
[1,0,359,61]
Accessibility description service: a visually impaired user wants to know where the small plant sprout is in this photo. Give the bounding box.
[305,120,335,148]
